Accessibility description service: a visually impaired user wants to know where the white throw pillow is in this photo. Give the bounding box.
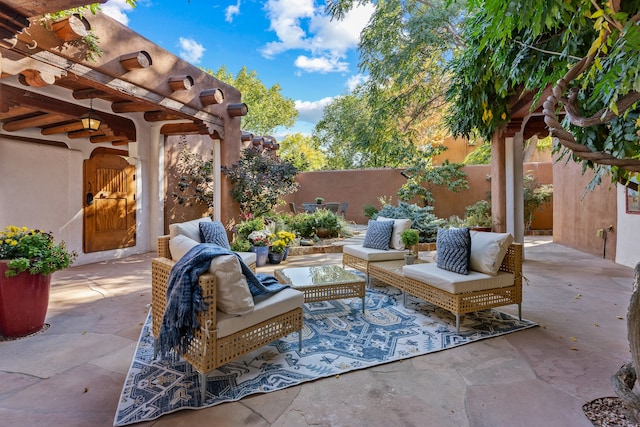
[169,217,212,242]
[377,216,412,250]
[168,234,198,261]
[469,231,514,275]
[209,255,254,315]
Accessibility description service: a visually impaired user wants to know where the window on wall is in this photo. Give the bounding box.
[626,177,640,214]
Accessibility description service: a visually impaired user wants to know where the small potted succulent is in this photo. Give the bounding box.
[315,196,324,204]
[400,229,420,265]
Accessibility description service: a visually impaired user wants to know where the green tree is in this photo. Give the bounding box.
[314,88,424,169]
[279,133,327,171]
[398,158,469,206]
[208,66,298,135]
[319,0,464,168]
[222,147,299,219]
[447,0,640,188]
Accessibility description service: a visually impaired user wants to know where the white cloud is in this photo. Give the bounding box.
[225,0,241,23]
[345,74,368,92]
[101,0,136,25]
[295,97,335,124]
[295,55,348,73]
[178,37,206,64]
[261,0,375,74]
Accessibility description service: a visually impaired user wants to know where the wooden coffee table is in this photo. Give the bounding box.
[274,265,366,313]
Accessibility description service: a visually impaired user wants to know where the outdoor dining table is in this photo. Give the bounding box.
[303,202,340,213]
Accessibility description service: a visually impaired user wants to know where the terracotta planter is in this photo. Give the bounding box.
[0,261,51,337]
[316,228,330,238]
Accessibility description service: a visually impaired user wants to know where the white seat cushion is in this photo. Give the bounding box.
[216,288,304,338]
[343,244,406,262]
[402,262,514,294]
[169,217,212,242]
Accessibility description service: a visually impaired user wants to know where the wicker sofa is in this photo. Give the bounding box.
[344,228,522,333]
[400,241,522,332]
[151,219,304,403]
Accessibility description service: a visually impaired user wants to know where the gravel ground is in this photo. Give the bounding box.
[584,397,639,426]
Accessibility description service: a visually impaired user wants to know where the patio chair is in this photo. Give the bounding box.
[339,202,349,216]
[151,218,304,403]
[303,202,318,213]
[289,202,298,214]
[324,202,340,213]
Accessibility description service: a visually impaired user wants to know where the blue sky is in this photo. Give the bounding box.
[101,0,375,137]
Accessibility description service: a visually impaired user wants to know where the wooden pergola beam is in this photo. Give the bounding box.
[3,112,70,131]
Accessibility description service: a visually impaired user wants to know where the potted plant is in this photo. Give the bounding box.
[0,226,77,337]
[247,230,270,267]
[268,237,287,264]
[464,200,494,231]
[274,230,296,260]
[401,229,420,265]
[315,196,324,204]
[313,208,338,238]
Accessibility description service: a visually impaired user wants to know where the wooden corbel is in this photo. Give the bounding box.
[241,132,254,142]
[18,69,56,87]
[120,51,152,71]
[228,103,248,117]
[168,75,194,91]
[199,88,224,106]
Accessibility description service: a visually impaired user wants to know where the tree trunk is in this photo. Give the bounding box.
[611,262,640,422]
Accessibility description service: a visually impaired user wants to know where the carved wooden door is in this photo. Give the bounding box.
[83,154,136,253]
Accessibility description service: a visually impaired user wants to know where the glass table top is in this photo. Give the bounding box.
[275,265,364,288]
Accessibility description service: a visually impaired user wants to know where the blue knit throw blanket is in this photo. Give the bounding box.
[157,243,288,359]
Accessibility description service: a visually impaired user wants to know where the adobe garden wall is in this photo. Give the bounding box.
[286,163,553,231]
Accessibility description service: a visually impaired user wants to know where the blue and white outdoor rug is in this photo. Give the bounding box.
[114,283,537,426]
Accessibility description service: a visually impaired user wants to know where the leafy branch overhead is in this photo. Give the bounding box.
[447,0,640,185]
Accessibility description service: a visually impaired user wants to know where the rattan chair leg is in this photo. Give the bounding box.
[456,314,460,334]
[518,303,522,320]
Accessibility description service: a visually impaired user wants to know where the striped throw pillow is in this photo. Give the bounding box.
[436,227,471,275]
[199,220,231,250]
[362,220,394,250]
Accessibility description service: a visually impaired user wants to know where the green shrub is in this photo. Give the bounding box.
[234,217,265,240]
[230,238,252,252]
[287,213,316,238]
[363,204,379,219]
[375,202,445,242]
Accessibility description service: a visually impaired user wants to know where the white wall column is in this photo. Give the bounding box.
[505,133,525,245]
[148,123,165,242]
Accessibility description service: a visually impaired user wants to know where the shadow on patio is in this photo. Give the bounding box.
[0,235,634,426]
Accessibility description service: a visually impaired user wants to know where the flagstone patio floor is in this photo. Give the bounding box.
[0,233,635,427]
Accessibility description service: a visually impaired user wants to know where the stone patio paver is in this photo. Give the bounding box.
[0,235,635,426]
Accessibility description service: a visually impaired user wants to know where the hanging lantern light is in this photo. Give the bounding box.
[81,94,102,131]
